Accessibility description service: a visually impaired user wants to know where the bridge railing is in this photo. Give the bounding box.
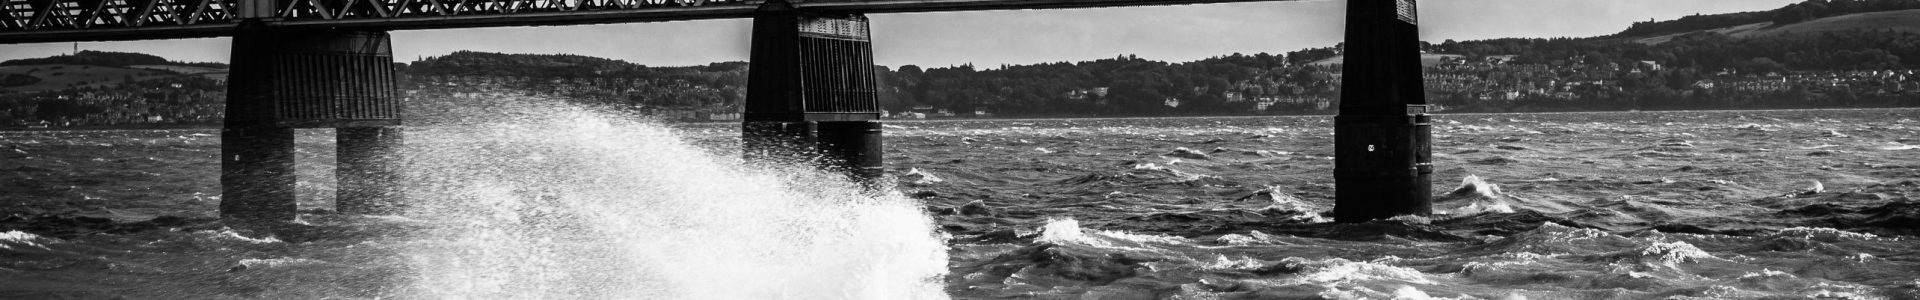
[1,0,1297,43]
[0,0,755,30]
[0,0,758,41]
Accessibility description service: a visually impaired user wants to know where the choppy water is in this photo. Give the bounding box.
[3,105,1920,299]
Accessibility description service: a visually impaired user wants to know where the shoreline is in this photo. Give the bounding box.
[8,107,1918,131]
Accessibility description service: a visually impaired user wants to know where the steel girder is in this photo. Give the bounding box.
[1,0,1298,43]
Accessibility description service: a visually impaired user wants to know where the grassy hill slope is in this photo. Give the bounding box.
[1305,54,1467,67]
[1757,9,1920,37]
[1635,9,1920,44]
[0,50,230,93]
[0,65,180,93]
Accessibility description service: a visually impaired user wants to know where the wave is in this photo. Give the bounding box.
[396,98,949,299]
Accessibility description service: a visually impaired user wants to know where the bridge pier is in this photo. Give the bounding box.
[1334,0,1433,222]
[743,0,885,184]
[337,127,405,214]
[221,21,406,221]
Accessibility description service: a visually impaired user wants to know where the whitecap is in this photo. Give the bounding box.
[1035,218,1093,245]
[195,229,283,244]
[1035,218,1190,251]
[1435,175,1516,215]
[1216,234,1258,246]
[902,168,945,186]
[1278,257,1435,285]
[1635,241,1715,266]
[1201,255,1266,271]
[236,258,328,269]
[1736,268,1794,280]
[1165,147,1211,159]
[0,230,50,250]
[1771,227,1880,242]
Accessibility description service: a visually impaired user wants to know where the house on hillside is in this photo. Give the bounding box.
[1692,80,1716,90]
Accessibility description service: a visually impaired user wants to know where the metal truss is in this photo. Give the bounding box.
[1,0,1294,43]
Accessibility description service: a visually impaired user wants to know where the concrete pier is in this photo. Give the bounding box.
[743,0,885,184]
[221,20,405,221]
[337,127,405,214]
[218,126,298,222]
[1333,0,1433,222]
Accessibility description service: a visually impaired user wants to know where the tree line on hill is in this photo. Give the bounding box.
[873,53,1307,117]
[405,26,1920,118]
[1617,0,1920,37]
[1439,30,1920,71]
[0,50,227,68]
[405,51,1319,117]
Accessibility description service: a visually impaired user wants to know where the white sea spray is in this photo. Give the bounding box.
[399,99,949,300]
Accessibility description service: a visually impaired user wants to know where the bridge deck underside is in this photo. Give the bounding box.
[0,0,1301,43]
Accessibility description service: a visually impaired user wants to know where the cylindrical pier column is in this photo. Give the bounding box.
[337,126,404,214]
[816,121,884,183]
[220,126,297,222]
[219,20,404,221]
[221,20,296,222]
[1333,0,1433,222]
[1333,111,1433,222]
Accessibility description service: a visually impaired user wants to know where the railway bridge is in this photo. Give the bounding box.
[2,0,1432,223]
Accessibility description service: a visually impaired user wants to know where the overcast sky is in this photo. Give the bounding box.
[0,0,1799,68]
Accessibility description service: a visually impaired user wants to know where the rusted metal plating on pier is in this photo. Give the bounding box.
[222,22,403,221]
[743,0,883,184]
[1334,0,1432,222]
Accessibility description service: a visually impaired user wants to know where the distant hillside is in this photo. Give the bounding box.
[1305,54,1470,67]
[1755,9,1920,37]
[1616,0,1920,38]
[1633,9,1920,44]
[405,51,641,78]
[0,50,226,69]
[0,51,230,93]
[0,64,182,92]
[405,51,749,82]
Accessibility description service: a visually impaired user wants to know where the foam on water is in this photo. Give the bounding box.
[1436,175,1517,216]
[194,228,284,244]
[396,100,948,299]
[1770,227,1883,242]
[1035,217,1190,251]
[0,230,49,250]
[236,258,328,269]
[1629,241,1716,266]
[1279,257,1435,285]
